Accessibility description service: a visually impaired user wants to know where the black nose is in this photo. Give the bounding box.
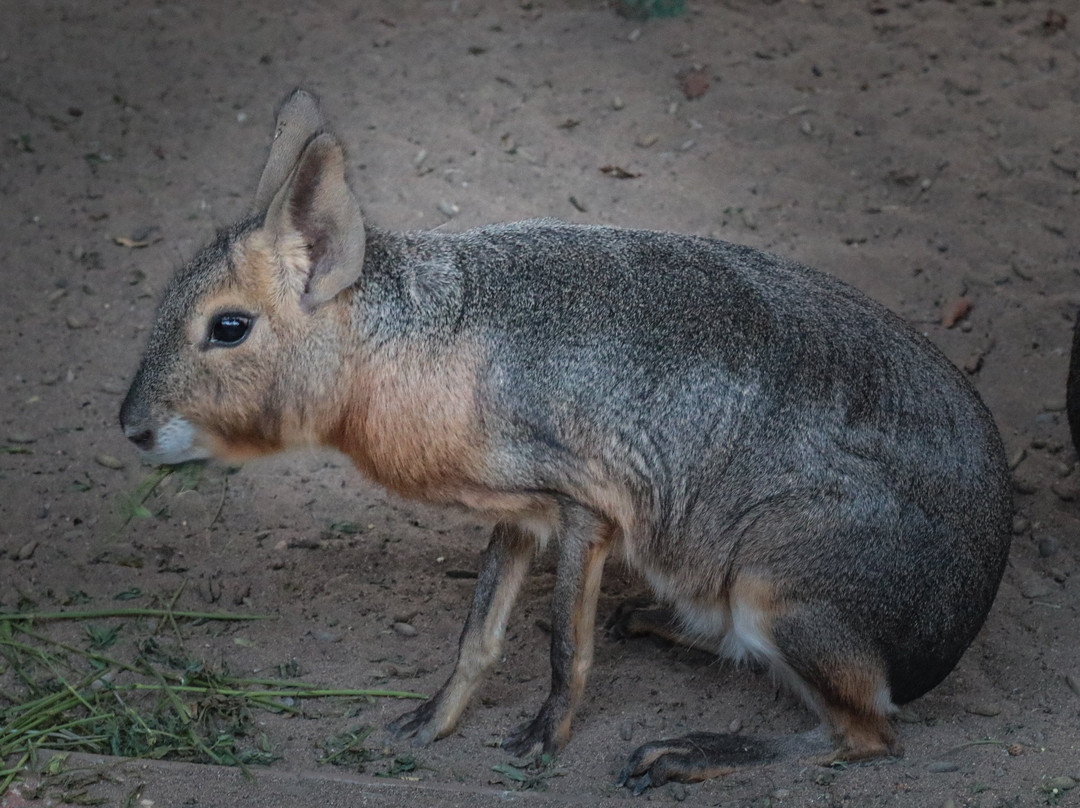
[127,429,156,451]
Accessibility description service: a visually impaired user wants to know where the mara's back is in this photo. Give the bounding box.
[387,220,1012,701]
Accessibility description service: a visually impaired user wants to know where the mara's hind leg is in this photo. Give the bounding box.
[770,605,903,763]
[618,598,901,793]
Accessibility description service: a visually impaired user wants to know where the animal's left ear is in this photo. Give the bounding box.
[265,132,366,311]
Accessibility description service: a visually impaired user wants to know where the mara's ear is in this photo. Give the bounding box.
[252,89,326,213]
[265,132,366,312]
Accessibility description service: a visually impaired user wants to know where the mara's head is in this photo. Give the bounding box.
[120,89,366,465]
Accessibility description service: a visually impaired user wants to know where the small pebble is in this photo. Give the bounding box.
[1012,474,1038,495]
[66,314,88,329]
[1046,776,1077,791]
[636,133,659,148]
[273,539,288,552]
[95,453,125,470]
[437,200,460,218]
[619,721,634,741]
[612,95,625,110]
[1037,536,1060,558]
[7,431,35,444]
[17,539,39,561]
[965,702,1002,717]
[386,661,419,678]
[1044,398,1067,413]
[1050,478,1080,502]
[928,760,959,773]
[728,717,742,733]
[393,622,417,637]
[1011,515,1030,534]
[670,782,688,801]
[1066,673,1080,697]
[1018,573,1052,600]
[313,630,342,643]
[1009,448,1027,468]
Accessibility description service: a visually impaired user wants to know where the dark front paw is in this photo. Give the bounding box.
[386,698,441,747]
[502,702,569,758]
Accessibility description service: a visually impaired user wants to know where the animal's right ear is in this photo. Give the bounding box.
[264,132,366,312]
[252,89,326,213]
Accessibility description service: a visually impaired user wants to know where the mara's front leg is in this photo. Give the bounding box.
[503,506,613,757]
[389,522,534,745]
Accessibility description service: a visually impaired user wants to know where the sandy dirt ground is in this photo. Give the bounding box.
[2,1,1079,806]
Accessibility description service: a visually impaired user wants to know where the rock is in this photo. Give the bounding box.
[612,95,625,110]
[1009,448,1026,469]
[1051,478,1080,502]
[928,760,960,773]
[1011,515,1030,535]
[1012,474,1039,495]
[1037,536,1060,558]
[965,702,1002,717]
[66,314,88,329]
[386,661,419,678]
[94,453,125,470]
[1045,776,1076,792]
[619,721,634,741]
[727,717,742,733]
[636,133,659,148]
[1018,572,1052,600]
[393,622,417,637]
[7,431,35,444]
[17,539,38,560]
[1066,673,1080,698]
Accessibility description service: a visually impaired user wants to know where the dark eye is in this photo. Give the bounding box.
[208,313,253,347]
